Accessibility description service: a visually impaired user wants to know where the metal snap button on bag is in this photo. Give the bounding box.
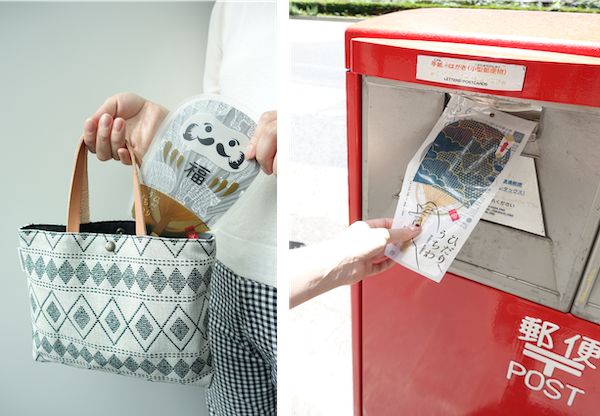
[17,137,215,387]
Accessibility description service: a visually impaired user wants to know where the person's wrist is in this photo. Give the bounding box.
[301,240,347,295]
[321,238,360,289]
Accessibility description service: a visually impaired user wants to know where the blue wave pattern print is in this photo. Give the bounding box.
[413,120,508,208]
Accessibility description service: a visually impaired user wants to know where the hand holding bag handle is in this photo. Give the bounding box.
[66,136,147,236]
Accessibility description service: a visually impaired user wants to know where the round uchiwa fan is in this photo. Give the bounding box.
[141,185,210,238]
[400,119,510,251]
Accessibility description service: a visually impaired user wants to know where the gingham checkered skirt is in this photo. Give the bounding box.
[206,260,277,415]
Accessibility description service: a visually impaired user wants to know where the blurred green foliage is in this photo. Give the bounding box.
[289,0,600,17]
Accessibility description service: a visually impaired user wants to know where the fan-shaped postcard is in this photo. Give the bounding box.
[385,95,536,282]
[138,95,261,237]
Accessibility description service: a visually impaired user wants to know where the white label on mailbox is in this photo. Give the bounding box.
[416,55,527,91]
[482,155,546,236]
[506,316,598,407]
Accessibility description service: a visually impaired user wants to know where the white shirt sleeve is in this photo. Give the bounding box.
[203,1,225,95]
[203,0,276,115]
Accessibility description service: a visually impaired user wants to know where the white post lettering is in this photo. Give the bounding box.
[543,378,564,400]
[538,321,560,349]
[525,370,545,391]
[507,360,526,380]
[565,384,585,406]
[564,334,581,359]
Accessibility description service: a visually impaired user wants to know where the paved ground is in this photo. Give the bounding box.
[289,17,360,416]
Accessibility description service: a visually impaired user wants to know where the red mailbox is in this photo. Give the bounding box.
[346,8,600,415]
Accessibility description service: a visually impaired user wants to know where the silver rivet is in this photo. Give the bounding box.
[105,241,116,252]
[116,228,125,235]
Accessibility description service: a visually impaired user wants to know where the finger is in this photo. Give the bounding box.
[368,257,397,277]
[89,93,145,126]
[111,117,127,160]
[273,153,277,177]
[117,147,132,166]
[363,218,394,229]
[256,121,277,175]
[246,110,277,159]
[245,142,257,160]
[246,132,260,161]
[95,113,114,161]
[387,225,421,244]
[83,118,98,153]
[89,96,118,126]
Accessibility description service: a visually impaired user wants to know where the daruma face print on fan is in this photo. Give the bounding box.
[181,113,249,172]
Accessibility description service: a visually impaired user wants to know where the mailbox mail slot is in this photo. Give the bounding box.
[352,35,600,313]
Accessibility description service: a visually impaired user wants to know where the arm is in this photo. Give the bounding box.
[289,219,421,308]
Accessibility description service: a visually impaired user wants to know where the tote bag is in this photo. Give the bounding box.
[17,137,215,386]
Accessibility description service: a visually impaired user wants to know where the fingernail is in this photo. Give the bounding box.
[246,143,256,159]
[100,113,112,128]
[84,119,95,134]
[408,224,420,231]
[113,118,124,133]
[261,165,271,175]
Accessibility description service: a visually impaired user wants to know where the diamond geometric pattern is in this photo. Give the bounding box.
[135,315,155,341]
[33,329,212,382]
[20,254,211,296]
[46,301,61,323]
[105,310,120,333]
[73,306,91,329]
[171,317,189,341]
[18,226,215,387]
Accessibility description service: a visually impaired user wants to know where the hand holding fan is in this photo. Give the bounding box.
[137,95,261,237]
[386,95,536,282]
[400,119,514,251]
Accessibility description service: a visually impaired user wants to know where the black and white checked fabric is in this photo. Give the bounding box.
[206,260,277,415]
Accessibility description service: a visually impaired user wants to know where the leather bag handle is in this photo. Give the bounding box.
[67,136,146,236]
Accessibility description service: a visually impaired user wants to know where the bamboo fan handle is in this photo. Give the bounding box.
[67,136,146,236]
[399,201,436,252]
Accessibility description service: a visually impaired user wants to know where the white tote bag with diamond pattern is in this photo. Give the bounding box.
[17,137,215,386]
